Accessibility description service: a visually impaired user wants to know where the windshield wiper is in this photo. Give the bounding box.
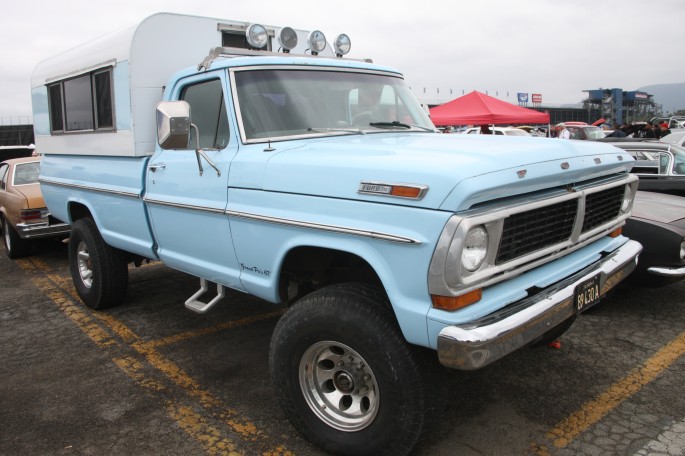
[369,121,435,132]
[307,127,365,135]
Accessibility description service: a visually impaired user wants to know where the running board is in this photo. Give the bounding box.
[185,278,225,314]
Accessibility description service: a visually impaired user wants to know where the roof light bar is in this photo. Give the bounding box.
[307,30,326,55]
[334,34,351,57]
[277,26,298,53]
[246,23,268,49]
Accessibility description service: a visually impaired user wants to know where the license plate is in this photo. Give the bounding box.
[574,274,601,313]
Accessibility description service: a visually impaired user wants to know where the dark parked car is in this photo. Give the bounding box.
[622,191,685,286]
[602,138,685,196]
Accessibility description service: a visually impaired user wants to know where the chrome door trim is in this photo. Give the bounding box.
[224,209,420,244]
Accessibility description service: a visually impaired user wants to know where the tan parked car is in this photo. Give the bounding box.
[0,157,70,258]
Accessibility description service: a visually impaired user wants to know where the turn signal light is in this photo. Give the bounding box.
[431,289,482,311]
[391,186,423,198]
[609,227,622,238]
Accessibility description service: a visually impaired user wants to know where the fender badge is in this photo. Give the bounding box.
[517,169,527,178]
[561,162,570,170]
[594,158,601,164]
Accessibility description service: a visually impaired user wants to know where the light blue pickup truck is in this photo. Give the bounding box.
[32,13,642,456]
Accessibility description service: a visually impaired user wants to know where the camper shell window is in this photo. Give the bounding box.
[48,67,114,133]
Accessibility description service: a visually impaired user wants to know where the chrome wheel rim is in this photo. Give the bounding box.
[299,341,379,432]
[76,241,93,288]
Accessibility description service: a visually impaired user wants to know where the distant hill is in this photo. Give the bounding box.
[639,82,685,112]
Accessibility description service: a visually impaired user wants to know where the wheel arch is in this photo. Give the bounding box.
[277,245,385,305]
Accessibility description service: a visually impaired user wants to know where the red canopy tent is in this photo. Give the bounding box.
[429,90,550,126]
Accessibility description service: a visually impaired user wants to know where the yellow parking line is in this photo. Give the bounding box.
[168,403,241,456]
[18,258,293,455]
[540,330,685,450]
[147,310,284,348]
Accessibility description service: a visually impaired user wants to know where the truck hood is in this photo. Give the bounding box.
[260,133,634,212]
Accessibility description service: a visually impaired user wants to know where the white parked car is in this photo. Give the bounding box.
[462,126,531,136]
[661,129,685,147]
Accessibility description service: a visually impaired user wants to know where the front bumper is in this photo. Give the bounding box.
[437,239,642,370]
[16,221,70,239]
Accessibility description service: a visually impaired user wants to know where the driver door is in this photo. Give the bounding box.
[144,72,244,291]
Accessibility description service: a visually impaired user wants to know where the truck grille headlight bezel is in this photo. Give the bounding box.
[461,225,488,272]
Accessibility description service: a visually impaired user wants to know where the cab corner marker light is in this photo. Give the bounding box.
[431,289,482,311]
[334,34,351,57]
[609,227,622,238]
[307,30,327,55]
[246,23,268,49]
[277,26,298,53]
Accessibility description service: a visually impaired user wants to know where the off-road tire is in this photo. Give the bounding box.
[69,218,128,309]
[269,283,442,456]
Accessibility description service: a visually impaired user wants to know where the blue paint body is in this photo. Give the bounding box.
[39,53,637,349]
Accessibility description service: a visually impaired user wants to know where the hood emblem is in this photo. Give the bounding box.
[594,158,601,164]
[517,169,527,178]
[561,162,570,170]
[358,181,428,200]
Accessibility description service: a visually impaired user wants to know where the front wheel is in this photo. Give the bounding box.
[269,283,440,456]
[68,218,128,309]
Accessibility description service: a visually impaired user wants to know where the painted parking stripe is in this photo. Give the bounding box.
[538,330,685,450]
[18,258,293,456]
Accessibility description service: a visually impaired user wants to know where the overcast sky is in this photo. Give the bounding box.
[1,0,683,119]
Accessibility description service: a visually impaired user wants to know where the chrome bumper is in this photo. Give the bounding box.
[437,240,642,370]
[16,221,70,239]
[648,265,685,278]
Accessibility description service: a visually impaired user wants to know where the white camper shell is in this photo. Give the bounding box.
[31,13,334,157]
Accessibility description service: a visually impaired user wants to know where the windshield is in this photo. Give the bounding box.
[582,126,605,139]
[233,69,435,142]
[13,161,40,185]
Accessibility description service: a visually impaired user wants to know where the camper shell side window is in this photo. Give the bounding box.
[47,67,115,134]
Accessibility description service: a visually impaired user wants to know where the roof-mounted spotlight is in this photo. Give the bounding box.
[277,26,298,53]
[307,30,327,55]
[246,23,268,49]
[334,34,351,57]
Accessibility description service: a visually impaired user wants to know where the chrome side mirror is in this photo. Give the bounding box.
[156,101,191,149]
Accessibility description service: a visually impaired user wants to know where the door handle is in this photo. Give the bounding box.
[148,163,166,172]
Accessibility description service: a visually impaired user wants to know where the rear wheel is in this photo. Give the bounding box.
[269,283,440,456]
[68,218,128,309]
[2,216,31,259]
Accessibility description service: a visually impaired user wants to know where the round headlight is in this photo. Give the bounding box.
[246,23,268,49]
[621,185,634,213]
[308,30,327,55]
[461,226,489,272]
[680,240,685,261]
[277,26,298,52]
[334,34,351,57]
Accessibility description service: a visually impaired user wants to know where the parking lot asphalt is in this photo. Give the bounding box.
[1,239,684,456]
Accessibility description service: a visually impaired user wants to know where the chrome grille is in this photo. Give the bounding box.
[496,184,626,265]
[496,199,577,264]
[582,186,624,233]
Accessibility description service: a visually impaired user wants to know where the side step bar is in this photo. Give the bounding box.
[185,278,225,314]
